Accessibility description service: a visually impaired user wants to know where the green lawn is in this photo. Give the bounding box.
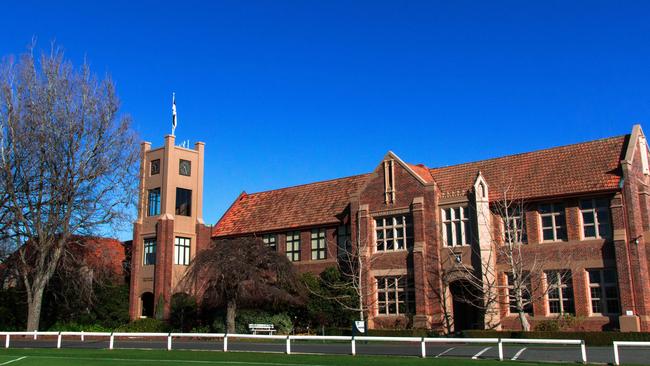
[0,348,575,366]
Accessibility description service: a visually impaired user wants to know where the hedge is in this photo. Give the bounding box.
[462,330,650,346]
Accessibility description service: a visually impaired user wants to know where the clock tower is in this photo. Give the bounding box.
[129,134,211,320]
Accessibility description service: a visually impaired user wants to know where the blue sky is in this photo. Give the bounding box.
[2,1,650,239]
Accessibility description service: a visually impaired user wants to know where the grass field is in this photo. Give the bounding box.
[0,348,576,366]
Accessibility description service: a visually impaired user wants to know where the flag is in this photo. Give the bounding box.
[172,93,177,134]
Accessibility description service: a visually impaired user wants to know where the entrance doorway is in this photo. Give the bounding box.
[141,292,154,318]
[449,280,482,331]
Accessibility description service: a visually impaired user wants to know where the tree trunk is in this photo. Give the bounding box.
[26,284,46,331]
[518,310,530,332]
[226,299,237,333]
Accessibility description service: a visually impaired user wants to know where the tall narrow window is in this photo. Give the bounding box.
[503,207,526,244]
[286,231,301,262]
[311,228,327,260]
[546,270,574,314]
[143,238,156,265]
[384,160,395,203]
[580,199,612,239]
[262,234,277,251]
[539,203,567,242]
[150,159,160,175]
[175,188,192,216]
[375,215,412,251]
[376,277,415,315]
[174,237,191,265]
[147,188,161,216]
[441,207,471,246]
[506,273,533,314]
[337,224,351,258]
[588,269,620,315]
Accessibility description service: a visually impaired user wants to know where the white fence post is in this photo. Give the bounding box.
[81,331,84,342]
[498,338,503,361]
[351,336,356,356]
[286,336,291,355]
[167,333,172,351]
[5,334,9,349]
[57,332,62,349]
[223,334,228,352]
[33,330,37,340]
[613,342,620,366]
[580,340,587,364]
[109,333,114,350]
[420,337,426,358]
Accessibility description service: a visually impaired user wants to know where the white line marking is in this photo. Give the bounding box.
[435,347,455,358]
[0,357,27,365]
[511,347,527,360]
[17,355,327,366]
[472,347,491,359]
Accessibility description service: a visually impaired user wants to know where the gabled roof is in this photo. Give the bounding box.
[212,174,369,237]
[429,135,627,200]
[213,133,630,237]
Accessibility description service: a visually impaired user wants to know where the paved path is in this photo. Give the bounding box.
[4,338,650,365]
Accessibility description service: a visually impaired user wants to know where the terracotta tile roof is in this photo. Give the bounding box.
[212,174,370,237]
[213,135,628,237]
[429,135,627,200]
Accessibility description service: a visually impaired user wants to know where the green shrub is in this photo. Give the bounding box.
[169,293,198,332]
[116,318,169,333]
[48,321,112,332]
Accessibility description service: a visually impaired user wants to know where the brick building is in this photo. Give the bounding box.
[130,125,650,332]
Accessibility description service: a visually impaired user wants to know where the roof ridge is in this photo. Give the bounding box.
[429,134,628,171]
[244,172,370,196]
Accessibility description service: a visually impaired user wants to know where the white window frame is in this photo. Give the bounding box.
[546,270,574,315]
[376,276,414,316]
[375,215,412,252]
[580,198,612,240]
[262,234,277,251]
[441,206,470,247]
[503,207,526,244]
[506,273,533,315]
[539,203,567,242]
[174,237,191,266]
[588,269,620,316]
[143,238,156,265]
[311,228,327,260]
[286,231,301,262]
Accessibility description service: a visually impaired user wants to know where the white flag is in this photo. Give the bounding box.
[172,93,177,133]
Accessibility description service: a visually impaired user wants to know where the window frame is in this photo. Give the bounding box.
[143,238,156,265]
[503,207,527,244]
[376,276,415,316]
[147,188,161,217]
[441,206,471,247]
[506,273,533,315]
[375,215,412,252]
[262,234,277,251]
[539,203,567,242]
[311,228,327,260]
[588,268,620,316]
[546,270,575,315]
[286,231,301,262]
[174,237,191,265]
[175,187,192,216]
[580,198,612,240]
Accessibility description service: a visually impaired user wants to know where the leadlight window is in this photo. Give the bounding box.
[588,269,620,315]
[150,159,160,175]
[580,199,612,239]
[506,273,533,314]
[539,203,567,242]
[311,228,327,260]
[376,276,415,315]
[143,238,156,265]
[546,270,574,314]
[503,207,527,244]
[375,215,412,251]
[262,234,277,251]
[441,207,470,247]
[147,188,161,216]
[286,231,301,262]
[175,188,192,216]
[174,237,191,265]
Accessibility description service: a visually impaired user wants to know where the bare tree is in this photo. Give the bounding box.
[0,45,138,330]
[180,236,304,333]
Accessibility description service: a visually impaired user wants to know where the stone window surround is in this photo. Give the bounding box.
[441,205,471,247]
[579,198,612,240]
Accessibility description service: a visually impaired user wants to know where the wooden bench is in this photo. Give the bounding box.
[248,323,276,335]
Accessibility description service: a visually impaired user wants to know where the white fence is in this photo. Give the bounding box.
[0,331,588,363]
[612,341,650,365]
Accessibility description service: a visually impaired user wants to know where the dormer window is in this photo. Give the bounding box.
[384,160,395,203]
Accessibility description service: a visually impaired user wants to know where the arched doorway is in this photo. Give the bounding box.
[449,280,482,331]
[141,292,154,318]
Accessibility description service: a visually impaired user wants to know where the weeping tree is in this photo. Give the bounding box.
[0,45,138,330]
[180,236,304,333]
